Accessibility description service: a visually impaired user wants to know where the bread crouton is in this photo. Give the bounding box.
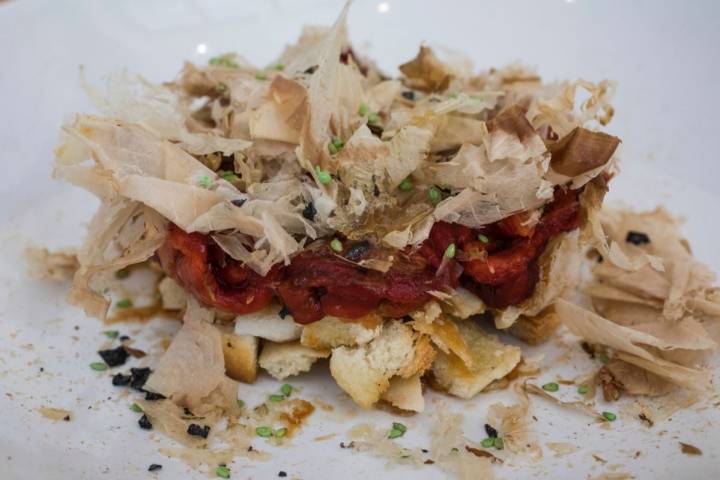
[158,276,187,310]
[431,320,521,399]
[329,322,435,409]
[507,306,561,345]
[300,314,383,349]
[258,341,330,380]
[234,304,302,342]
[221,333,258,384]
[381,374,425,412]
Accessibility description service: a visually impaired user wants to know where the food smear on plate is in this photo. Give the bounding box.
[27,1,719,478]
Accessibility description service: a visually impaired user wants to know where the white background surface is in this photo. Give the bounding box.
[0,1,719,479]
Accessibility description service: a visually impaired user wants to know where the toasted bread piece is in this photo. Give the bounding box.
[441,287,487,319]
[411,314,474,368]
[158,276,187,310]
[508,306,561,345]
[300,314,383,349]
[234,304,302,342]
[329,322,435,408]
[381,373,425,412]
[258,341,330,380]
[221,333,258,384]
[431,320,521,399]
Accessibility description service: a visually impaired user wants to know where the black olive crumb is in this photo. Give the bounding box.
[231,199,246,208]
[484,424,498,438]
[98,346,129,367]
[187,423,211,439]
[340,441,355,449]
[112,373,132,387]
[63,415,70,422]
[421,449,429,453]
[247,446,254,452]
[130,367,152,391]
[148,464,162,472]
[39,367,44,372]
[368,123,384,138]
[304,65,318,75]
[343,241,370,262]
[302,202,316,222]
[278,472,287,478]
[119,335,130,342]
[626,231,650,245]
[138,414,153,430]
[401,90,415,100]
[145,391,166,401]
[278,305,290,319]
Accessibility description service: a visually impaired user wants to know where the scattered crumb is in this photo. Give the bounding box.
[546,442,579,457]
[37,407,72,421]
[679,442,702,456]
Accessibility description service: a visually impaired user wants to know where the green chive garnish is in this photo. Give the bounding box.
[196,175,212,188]
[444,243,456,259]
[367,112,380,124]
[90,362,108,371]
[542,382,559,392]
[481,438,494,448]
[103,330,119,339]
[220,171,239,182]
[269,394,284,402]
[493,437,504,450]
[477,234,490,243]
[274,427,288,438]
[255,72,267,80]
[331,136,344,148]
[274,63,285,71]
[216,465,230,479]
[577,385,590,395]
[358,102,369,116]
[281,384,292,397]
[236,399,245,409]
[328,142,339,155]
[392,422,407,433]
[330,238,343,253]
[598,353,610,364]
[315,166,332,184]
[428,186,441,204]
[130,403,143,413]
[209,57,222,65]
[114,268,130,279]
[399,178,413,191]
[602,411,617,422]
[256,426,273,437]
[116,298,133,309]
[388,428,404,439]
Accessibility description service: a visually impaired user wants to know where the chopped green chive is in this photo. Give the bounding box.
[392,422,407,433]
[477,234,490,243]
[281,384,292,397]
[388,428,404,439]
[602,411,617,422]
[196,175,212,188]
[428,186,441,204]
[256,426,273,437]
[274,427,288,438]
[577,385,590,395]
[367,112,380,124]
[215,465,230,479]
[255,72,267,80]
[598,353,610,364]
[315,166,332,184]
[103,330,119,339]
[331,136,344,148]
[274,63,285,71]
[130,402,143,413]
[493,437,504,450]
[450,447,459,453]
[209,57,238,68]
[542,382,559,392]
[90,362,108,371]
[209,57,222,65]
[444,243,456,259]
[481,438,494,448]
[328,142,339,155]
[269,394,285,402]
[399,178,414,191]
[330,238,343,253]
[114,268,130,279]
[236,399,245,409]
[220,171,239,182]
[116,298,133,309]
[358,102,369,116]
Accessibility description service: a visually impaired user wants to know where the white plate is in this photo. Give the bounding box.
[1,1,718,479]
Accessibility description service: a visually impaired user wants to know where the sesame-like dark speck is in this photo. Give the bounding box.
[138,414,153,430]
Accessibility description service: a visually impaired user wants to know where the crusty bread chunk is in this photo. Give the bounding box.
[329,322,435,409]
[259,341,330,380]
[441,287,487,319]
[431,320,521,399]
[221,333,258,384]
[234,304,303,342]
[301,314,383,349]
[508,306,561,345]
[381,373,425,412]
[158,277,187,310]
[411,313,474,369]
